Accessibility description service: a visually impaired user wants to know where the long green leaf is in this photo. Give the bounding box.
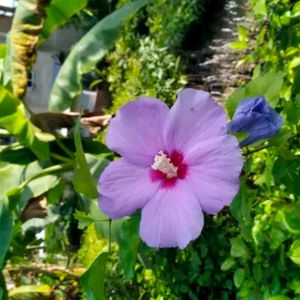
[73,118,98,198]
[80,252,108,300]
[118,214,141,280]
[0,271,8,300]
[0,198,13,269]
[0,87,49,160]
[10,0,51,98]
[49,0,151,111]
[39,0,88,43]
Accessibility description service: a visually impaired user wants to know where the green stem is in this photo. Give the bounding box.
[55,138,75,159]
[108,219,112,253]
[18,162,73,190]
[50,153,72,163]
[245,144,271,155]
[22,100,34,116]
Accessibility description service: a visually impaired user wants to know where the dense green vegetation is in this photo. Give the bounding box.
[0,0,300,299]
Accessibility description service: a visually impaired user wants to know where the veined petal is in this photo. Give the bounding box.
[184,135,243,214]
[164,88,226,154]
[139,181,204,249]
[106,97,169,166]
[98,158,159,219]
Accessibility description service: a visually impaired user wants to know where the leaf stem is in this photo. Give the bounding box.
[245,144,270,155]
[108,219,112,253]
[17,163,73,190]
[55,138,75,159]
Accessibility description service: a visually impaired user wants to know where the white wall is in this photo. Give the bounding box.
[25,50,55,112]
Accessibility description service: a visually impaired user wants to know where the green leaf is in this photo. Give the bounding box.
[226,86,247,118]
[80,252,108,300]
[118,214,141,280]
[10,0,50,98]
[0,87,49,160]
[253,0,267,16]
[0,271,8,300]
[0,198,13,268]
[289,57,300,69]
[230,237,250,258]
[73,117,98,198]
[221,257,236,271]
[39,0,88,43]
[49,0,152,111]
[9,284,51,299]
[18,174,60,210]
[283,202,300,234]
[289,240,300,266]
[273,156,300,195]
[233,268,246,288]
[268,296,291,300]
[285,93,300,124]
[74,210,95,229]
[0,144,36,165]
[230,182,252,239]
[249,72,285,105]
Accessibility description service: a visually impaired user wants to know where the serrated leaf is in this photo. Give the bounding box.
[253,0,266,16]
[74,210,95,229]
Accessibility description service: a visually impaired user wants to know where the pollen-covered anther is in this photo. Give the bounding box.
[151,151,178,179]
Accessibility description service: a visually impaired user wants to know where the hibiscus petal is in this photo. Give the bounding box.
[139,181,204,249]
[185,135,243,214]
[164,88,226,153]
[106,97,169,166]
[98,158,159,219]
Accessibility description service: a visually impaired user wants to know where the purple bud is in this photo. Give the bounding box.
[228,96,284,147]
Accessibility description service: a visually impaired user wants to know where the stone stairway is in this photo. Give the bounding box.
[185,0,252,104]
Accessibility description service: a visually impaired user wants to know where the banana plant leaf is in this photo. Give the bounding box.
[49,0,151,111]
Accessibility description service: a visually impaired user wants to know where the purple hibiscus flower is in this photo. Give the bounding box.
[98,88,243,249]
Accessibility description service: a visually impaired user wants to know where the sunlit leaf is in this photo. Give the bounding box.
[9,284,51,299]
[289,240,300,266]
[10,0,51,98]
[39,0,88,43]
[282,202,300,234]
[0,86,49,160]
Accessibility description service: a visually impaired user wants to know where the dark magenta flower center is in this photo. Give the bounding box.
[150,150,187,188]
